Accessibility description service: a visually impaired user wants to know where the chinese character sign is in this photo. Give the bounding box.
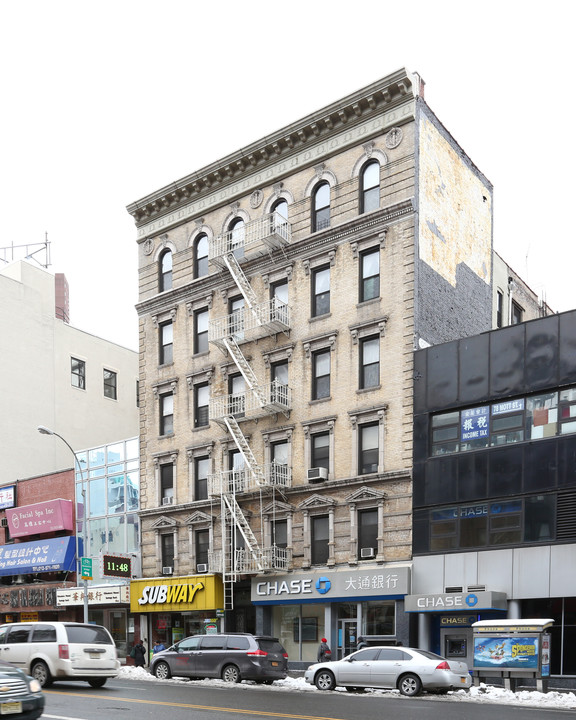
[461,406,489,441]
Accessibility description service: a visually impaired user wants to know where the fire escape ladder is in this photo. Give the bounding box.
[222,336,267,407]
[223,252,259,311]
[224,415,265,485]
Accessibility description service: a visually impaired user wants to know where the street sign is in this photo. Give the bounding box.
[81,557,92,580]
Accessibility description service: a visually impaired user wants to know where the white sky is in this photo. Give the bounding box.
[118,666,576,710]
[1,1,574,351]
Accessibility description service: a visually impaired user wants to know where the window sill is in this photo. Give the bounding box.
[309,397,331,405]
[356,297,381,308]
[309,313,331,323]
[357,385,381,394]
[192,350,210,359]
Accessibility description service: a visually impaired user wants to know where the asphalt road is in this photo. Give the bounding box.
[41,677,572,720]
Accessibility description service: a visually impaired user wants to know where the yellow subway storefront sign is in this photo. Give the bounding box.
[130,575,224,613]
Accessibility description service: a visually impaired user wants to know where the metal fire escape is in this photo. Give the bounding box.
[207,213,293,610]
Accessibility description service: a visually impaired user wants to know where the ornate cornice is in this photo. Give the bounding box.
[126,69,415,231]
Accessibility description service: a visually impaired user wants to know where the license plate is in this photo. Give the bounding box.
[1,702,22,715]
[89,653,100,659]
[271,661,278,666]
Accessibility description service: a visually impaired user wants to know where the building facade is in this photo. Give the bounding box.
[0,260,139,484]
[411,310,576,681]
[128,68,494,664]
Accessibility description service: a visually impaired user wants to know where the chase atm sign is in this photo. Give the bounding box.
[405,591,507,613]
[252,567,410,604]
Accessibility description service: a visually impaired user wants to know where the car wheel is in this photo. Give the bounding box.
[31,661,52,688]
[398,673,422,697]
[222,664,241,683]
[88,678,107,688]
[153,661,172,680]
[314,670,336,691]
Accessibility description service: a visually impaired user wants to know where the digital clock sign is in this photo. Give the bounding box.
[101,553,132,579]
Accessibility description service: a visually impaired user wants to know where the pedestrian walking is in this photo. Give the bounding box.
[317,637,331,662]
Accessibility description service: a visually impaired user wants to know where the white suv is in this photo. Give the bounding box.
[0,621,120,688]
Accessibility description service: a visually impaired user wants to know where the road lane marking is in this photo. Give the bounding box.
[45,690,344,720]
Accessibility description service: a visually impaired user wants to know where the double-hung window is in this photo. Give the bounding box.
[194,309,209,354]
[312,432,330,471]
[312,350,330,400]
[312,266,330,316]
[71,357,86,389]
[194,456,209,501]
[159,321,173,365]
[358,508,378,559]
[195,529,210,566]
[360,248,380,302]
[359,423,379,474]
[160,393,174,435]
[159,249,172,292]
[103,369,117,399]
[311,515,329,564]
[360,336,380,389]
[194,383,209,428]
[194,234,209,278]
[312,182,330,232]
[360,161,380,213]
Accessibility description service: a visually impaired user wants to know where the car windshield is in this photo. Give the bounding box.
[65,625,113,644]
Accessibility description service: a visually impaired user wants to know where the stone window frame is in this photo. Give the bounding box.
[350,233,387,305]
[345,486,387,566]
[150,515,178,576]
[186,367,214,432]
[298,493,337,569]
[262,263,294,296]
[188,222,214,280]
[303,247,337,320]
[152,450,178,507]
[349,317,388,393]
[262,500,295,552]
[152,378,178,437]
[302,416,337,481]
[262,426,294,486]
[186,441,215,502]
[184,510,215,573]
[348,405,387,476]
[303,331,338,404]
[152,307,178,367]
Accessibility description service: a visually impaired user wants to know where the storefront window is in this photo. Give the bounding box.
[361,600,395,635]
[526,392,558,440]
[272,604,326,663]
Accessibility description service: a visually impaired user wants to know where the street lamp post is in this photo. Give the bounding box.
[37,425,89,623]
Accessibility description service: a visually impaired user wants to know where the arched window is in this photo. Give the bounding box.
[360,160,380,214]
[312,182,330,232]
[271,198,288,237]
[159,249,172,292]
[228,218,245,258]
[194,234,208,278]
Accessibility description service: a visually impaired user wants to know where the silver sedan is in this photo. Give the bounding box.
[304,646,471,696]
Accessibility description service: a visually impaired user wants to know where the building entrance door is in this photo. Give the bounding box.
[338,620,358,659]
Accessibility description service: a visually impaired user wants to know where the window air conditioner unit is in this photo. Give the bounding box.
[162,566,173,575]
[0,518,7,528]
[196,564,208,574]
[360,547,375,559]
[162,496,173,506]
[307,467,328,482]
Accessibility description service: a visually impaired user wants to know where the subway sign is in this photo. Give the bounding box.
[130,575,224,613]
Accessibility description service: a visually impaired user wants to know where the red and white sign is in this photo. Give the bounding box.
[6,499,74,537]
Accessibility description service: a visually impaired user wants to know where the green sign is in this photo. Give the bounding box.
[81,557,92,579]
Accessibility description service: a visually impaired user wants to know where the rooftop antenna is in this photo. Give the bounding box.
[0,231,51,268]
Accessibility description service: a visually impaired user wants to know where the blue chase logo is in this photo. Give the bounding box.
[465,593,478,607]
[316,577,331,595]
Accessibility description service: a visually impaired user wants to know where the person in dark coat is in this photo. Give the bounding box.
[133,639,147,667]
[317,637,331,662]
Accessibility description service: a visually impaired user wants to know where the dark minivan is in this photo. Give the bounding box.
[150,633,288,683]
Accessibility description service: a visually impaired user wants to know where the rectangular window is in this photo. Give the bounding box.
[194,383,209,428]
[360,248,380,302]
[312,432,329,471]
[159,321,173,365]
[560,387,576,435]
[161,533,174,568]
[526,392,558,440]
[358,508,378,559]
[103,369,117,400]
[496,290,503,328]
[71,357,86,389]
[195,456,209,501]
[271,440,289,485]
[229,374,245,417]
[512,300,523,324]
[312,266,330,317]
[431,411,460,455]
[271,280,289,324]
[160,463,173,503]
[194,309,209,354]
[312,350,330,400]
[360,336,379,389]
[272,519,288,549]
[311,515,329,565]
[160,393,174,435]
[229,449,246,492]
[359,423,379,474]
[229,296,244,338]
[195,529,210,566]
[271,360,289,403]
